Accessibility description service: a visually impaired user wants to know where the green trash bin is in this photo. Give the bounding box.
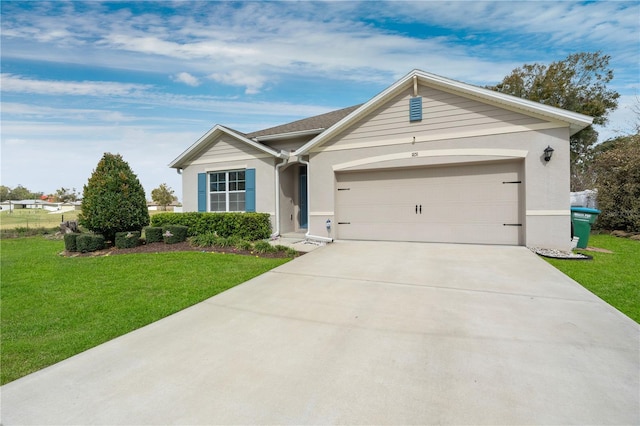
[571,207,601,249]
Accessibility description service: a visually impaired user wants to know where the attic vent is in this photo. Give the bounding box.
[409,97,422,122]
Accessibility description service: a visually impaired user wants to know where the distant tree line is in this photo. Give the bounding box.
[0,185,44,201]
[0,185,80,202]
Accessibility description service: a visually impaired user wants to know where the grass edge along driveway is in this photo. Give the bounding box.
[544,234,639,324]
[1,237,290,385]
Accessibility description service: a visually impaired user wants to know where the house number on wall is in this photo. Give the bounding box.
[411,152,419,157]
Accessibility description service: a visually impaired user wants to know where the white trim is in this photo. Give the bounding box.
[169,125,282,168]
[207,169,248,213]
[205,164,247,172]
[314,122,565,153]
[332,149,527,171]
[310,211,335,216]
[526,210,571,216]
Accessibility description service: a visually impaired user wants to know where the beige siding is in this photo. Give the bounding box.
[261,136,313,153]
[320,85,547,150]
[191,135,269,164]
[307,127,572,250]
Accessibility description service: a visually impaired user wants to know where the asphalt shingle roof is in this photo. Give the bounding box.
[245,104,362,139]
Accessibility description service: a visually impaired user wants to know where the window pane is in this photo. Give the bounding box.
[208,170,246,212]
[210,193,226,212]
[209,172,225,192]
[229,192,245,212]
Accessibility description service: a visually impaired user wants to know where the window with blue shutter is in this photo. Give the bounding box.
[197,173,207,212]
[409,97,423,122]
[200,169,255,212]
[245,168,256,212]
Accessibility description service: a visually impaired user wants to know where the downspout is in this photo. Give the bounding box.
[271,158,287,238]
[298,157,333,243]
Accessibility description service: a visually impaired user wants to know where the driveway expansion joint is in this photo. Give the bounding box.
[269,270,600,304]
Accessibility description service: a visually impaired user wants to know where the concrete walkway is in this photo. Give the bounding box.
[2,242,638,425]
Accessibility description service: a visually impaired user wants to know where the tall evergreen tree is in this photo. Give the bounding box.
[79,153,149,241]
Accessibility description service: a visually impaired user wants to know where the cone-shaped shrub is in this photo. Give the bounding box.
[79,153,150,242]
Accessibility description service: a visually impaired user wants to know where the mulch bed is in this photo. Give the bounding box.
[62,241,299,259]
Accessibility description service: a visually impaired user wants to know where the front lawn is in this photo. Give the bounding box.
[544,234,640,323]
[0,237,290,384]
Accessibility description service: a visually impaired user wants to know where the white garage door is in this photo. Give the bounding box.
[335,161,523,245]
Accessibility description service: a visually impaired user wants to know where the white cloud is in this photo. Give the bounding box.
[1,1,636,95]
[0,74,151,97]
[172,72,200,87]
[1,102,135,122]
[207,71,268,95]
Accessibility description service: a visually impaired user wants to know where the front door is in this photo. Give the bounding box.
[299,166,308,229]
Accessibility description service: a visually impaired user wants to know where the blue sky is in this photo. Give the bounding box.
[1,1,638,201]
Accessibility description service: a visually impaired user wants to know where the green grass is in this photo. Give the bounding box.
[0,237,289,384]
[0,208,79,229]
[545,234,640,323]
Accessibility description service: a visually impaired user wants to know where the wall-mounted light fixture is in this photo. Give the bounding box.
[543,145,554,162]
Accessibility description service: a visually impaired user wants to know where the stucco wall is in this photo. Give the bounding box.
[307,127,571,250]
[181,156,277,219]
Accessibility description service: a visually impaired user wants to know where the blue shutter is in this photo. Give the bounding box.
[197,173,207,212]
[409,97,423,122]
[245,168,256,212]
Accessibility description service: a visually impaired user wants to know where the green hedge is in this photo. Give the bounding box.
[64,233,79,252]
[151,212,271,240]
[144,226,164,244]
[163,225,188,244]
[76,234,106,253]
[115,231,141,249]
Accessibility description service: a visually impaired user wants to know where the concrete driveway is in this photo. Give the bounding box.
[2,241,638,425]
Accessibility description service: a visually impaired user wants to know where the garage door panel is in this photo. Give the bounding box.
[335,162,523,245]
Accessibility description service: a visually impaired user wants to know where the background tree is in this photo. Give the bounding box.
[592,134,640,232]
[488,52,620,190]
[79,153,149,242]
[0,186,10,202]
[0,185,43,201]
[53,187,80,203]
[151,183,176,211]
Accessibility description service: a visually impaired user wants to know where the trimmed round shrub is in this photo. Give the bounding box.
[163,225,188,244]
[115,231,142,249]
[76,234,106,253]
[64,233,79,252]
[144,226,164,244]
